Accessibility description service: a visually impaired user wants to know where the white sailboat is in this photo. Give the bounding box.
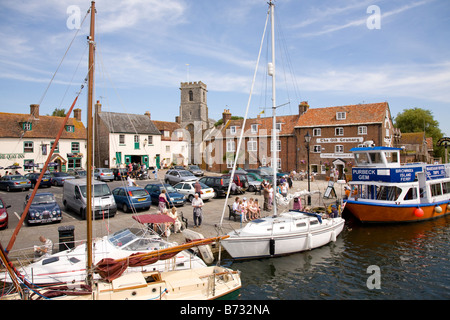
[219,1,345,259]
[1,1,241,300]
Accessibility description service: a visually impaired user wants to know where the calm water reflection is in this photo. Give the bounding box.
[227,215,450,300]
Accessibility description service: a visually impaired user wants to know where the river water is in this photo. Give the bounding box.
[225,215,450,300]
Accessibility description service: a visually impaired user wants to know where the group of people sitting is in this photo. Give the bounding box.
[232,196,261,222]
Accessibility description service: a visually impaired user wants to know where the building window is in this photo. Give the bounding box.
[163,130,170,137]
[358,126,367,135]
[68,157,82,170]
[335,127,344,136]
[189,90,193,101]
[22,122,32,131]
[119,134,125,145]
[251,124,258,133]
[71,142,80,153]
[261,157,267,166]
[276,123,282,132]
[51,141,59,153]
[147,135,153,145]
[134,135,140,149]
[248,139,257,152]
[166,145,170,152]
[226,140,235,152]
[65,125,75,132]
[336,112,346,120]
[226,158,234,169]
[313,145,321,153]
[24,141,34,153]
[335,145,344,153]
[271,140,281,152]
[230,126,237,135]
[313,128,321,136]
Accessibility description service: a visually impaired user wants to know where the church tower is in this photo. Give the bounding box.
[179,81,209,130]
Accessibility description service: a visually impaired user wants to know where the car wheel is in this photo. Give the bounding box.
[188,194,194,202]
[122,203,129,213]
[248,185,255,192]
[6,186,10,192]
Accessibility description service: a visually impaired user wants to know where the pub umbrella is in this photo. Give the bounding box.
[47,162,59,167]
[6,165,22,169]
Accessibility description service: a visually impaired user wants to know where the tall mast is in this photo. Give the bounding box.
[269,1,277,217]
[86,0,95,286]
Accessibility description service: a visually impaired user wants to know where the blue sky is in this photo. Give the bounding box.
[0,0,449,136]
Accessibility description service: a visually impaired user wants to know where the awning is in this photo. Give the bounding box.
[132,214,175,224]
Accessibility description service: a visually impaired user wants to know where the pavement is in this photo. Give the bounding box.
[0,170,346,260]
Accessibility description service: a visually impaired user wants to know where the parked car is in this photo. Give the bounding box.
[199,176,230,198]
[112,168,128,181]
[173,181,215,202]
[112,186,151,213]
[50,172,75,186]
[245,172,264,182]
[94,168,114,182]
[144,183,186,207]
[187,165,204,177]
[222,173,249,190]
[0,197,11,229]
[164,169,197,185]
[24,173,52,188]
[0,175,31,192]
[170,165,185,170]
[24,192,62,225]
[73,170,87,179]
[246,174,262,192]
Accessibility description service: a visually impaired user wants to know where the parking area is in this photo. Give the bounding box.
[0,169,335,258]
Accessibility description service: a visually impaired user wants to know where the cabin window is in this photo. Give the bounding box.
[385,152,399,164]
[442,181,450,194]
[377,186,402,201]
[296,222,306,228]
[403,187,418,200]
[430,183,442,197]
[354,152,370,165]
[369,152,383,164]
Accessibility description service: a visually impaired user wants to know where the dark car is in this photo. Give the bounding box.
[0,198,11,229]
[222,173,249,190]
[73,170,87,179]
[112,186,151,213]
[199,176,230,197]
[50,172,75,186]
[144,183,186,207]
[0,175,31,192]
[112,168,128,181]
[24,173,52,188]
[24,192,62,226]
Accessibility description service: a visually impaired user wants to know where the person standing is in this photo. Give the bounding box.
[194,180,202,198]
[191,193,204,228]
[158,189,168,212]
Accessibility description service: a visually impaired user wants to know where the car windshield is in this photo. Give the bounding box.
[131,189,149,197]
[101,169,112,173]
[199,182,210,189]
[189,165,200,170]
[160,185,176,193]
[11,175,24,181]
[53,172,70,177]
[179,171,194,177]
[247,175,256,182]
[0,201,4,209]
[80,184,112,197]
[32,194,56,204]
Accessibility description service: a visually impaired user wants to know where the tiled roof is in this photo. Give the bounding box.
[295,102,389,127]
[98,112,161,135]
[0,112,86,139]
[152,120,185,141]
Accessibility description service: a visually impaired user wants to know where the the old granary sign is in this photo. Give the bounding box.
[316,137,364,144]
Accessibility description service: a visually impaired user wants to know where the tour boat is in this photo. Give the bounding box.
[218,1,345,260]
[345,146,450,223]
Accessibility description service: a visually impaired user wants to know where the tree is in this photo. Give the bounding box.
[394,107,444,159]
[50,108,67,117]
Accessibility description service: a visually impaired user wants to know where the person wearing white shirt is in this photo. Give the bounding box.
[191,193,204,227]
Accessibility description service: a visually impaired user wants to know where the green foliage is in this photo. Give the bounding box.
[394,107,444,158]
[50,108,67,117]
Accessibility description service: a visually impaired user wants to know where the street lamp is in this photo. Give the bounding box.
[304,131,312,205]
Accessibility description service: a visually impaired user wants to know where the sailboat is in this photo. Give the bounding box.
[219,1,345,260]
[1,1,241,300]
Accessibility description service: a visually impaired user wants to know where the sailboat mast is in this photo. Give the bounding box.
[269,1,277,217]
[86,0,95,286]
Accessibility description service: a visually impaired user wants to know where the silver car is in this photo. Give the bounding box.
[164,169,197,185]
[94,168,114,182]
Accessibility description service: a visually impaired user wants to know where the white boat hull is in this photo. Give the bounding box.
[221,212,345,259]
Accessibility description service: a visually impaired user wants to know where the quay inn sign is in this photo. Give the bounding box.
[0,153,25,160]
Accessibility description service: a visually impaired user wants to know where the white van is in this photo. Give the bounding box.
[63,179,117,220]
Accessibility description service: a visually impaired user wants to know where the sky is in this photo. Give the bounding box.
[0,0,449,136]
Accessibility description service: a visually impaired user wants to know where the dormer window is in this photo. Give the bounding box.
[336,112,346,120]
[65,125,75,132]
[251,124,258,133]
[230,126,237,134]
[276,123,282,132]
[22,122,32,131]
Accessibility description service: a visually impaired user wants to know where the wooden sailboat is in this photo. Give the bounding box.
[1,1,241,300]
[219,1,345,260]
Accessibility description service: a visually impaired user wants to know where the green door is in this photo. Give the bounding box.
[155,154,160,169]
[115,152,122,166]
[125,155,131,165]
[142,155,149,168]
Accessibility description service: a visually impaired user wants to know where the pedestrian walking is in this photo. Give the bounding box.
[191,193,204,227]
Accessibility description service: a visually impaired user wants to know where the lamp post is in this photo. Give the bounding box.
[304,131,312,205]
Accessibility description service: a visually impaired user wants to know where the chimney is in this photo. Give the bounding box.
[298,101,309,115]
[73,108,82,121]
[30,104,39,118]
[95,100,102,114]
[175,116,180,124]
[222,109,231,124]
[144,111,151,120]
